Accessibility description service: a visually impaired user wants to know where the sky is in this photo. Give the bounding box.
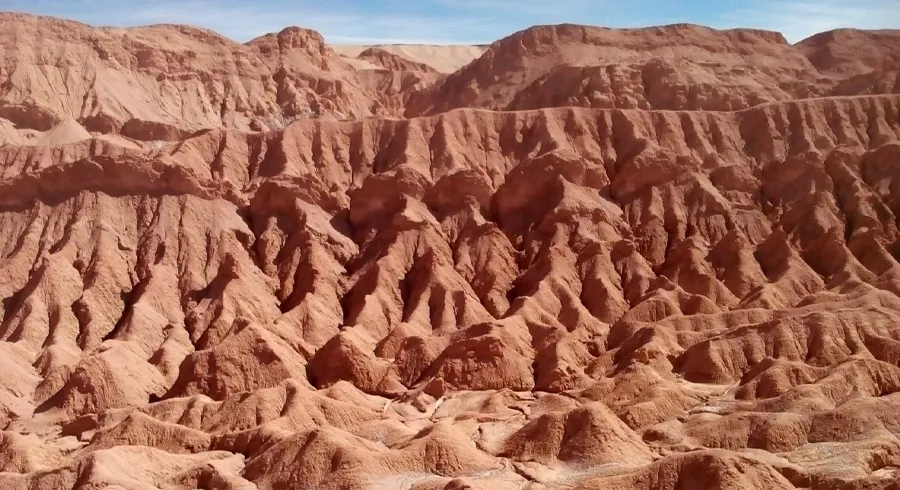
[2,0,898,45]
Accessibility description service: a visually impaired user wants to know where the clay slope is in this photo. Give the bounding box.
[0,13,426,139]
[407,24,900,116]
[797,28,900,99]
[1,13,900,490]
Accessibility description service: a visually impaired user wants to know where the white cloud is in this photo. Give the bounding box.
[716,0,900,42]
[4,0,898,45]
[4,0,506,44]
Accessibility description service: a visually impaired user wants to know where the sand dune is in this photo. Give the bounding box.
[35,119,92,147]
[331,44,487,73]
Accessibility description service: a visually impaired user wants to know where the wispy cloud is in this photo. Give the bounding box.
[3,0,898,45]
[3,0,506,44]
[715,0,900,42]
[126,1,509,44]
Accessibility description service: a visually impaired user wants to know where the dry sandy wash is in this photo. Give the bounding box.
[1,12,900,490]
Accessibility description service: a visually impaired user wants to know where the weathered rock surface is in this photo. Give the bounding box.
[406,24,900,116]
[1,12,900,490]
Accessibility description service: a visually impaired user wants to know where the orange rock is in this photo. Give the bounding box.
[0,12,899,490]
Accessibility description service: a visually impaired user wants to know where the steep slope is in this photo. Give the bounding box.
[406,24,900,116]
[797,28,900,97]
[332,44,488,73]
[1,13,900,490]
[797,28,900,76]
[0,13,420,138]
[0,93,898,489]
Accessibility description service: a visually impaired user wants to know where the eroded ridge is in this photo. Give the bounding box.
[1,13,900,490]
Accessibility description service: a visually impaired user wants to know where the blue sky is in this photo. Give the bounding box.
[2,0,898,44]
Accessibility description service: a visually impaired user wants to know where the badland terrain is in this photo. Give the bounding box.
[0,12,900,490]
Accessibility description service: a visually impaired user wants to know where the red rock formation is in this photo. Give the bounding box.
[406,24,900,116]
[1,12,900,490]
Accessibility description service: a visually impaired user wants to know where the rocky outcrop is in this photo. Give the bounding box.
[406,24,900,116]
[1,13,900,490]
